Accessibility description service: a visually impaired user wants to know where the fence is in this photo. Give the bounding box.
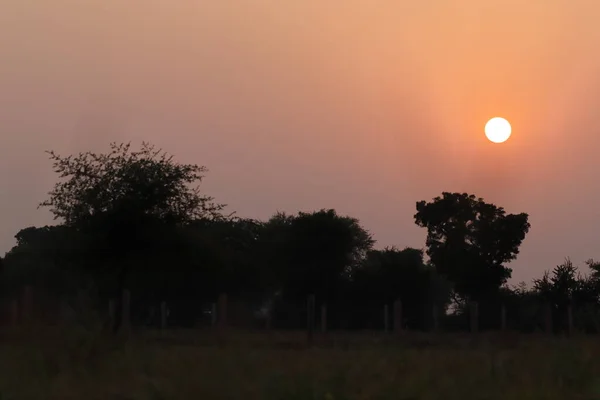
[2,285,592,342]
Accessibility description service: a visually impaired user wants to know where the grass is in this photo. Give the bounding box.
[0,326,600,399]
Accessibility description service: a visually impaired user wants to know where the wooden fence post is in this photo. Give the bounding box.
[9,299,18,327]
[160,301,167,330]
[469,301,479,333]
[393,299,403,334]
[544,303,552,334]
[500,304,507,331]
[21,286,33,322]
[321,304,327,333]
[265,307,272,331]
[567,304,574,336]
[432,304,439,332]
[217,293,228,345]
[121,289,131,333]
[383,304,389,333]
[108,299,115,323]
[211,302,217,327]
[307,294,315,346]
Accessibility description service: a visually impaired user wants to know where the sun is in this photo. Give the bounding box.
[484,117,512,143]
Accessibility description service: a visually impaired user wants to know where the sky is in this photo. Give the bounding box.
[1,0,600,284]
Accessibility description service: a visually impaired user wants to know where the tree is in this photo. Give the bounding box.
[39,142,227,331]
[586,258,600,280]
[533,258,600,333]
[182,217,265,300]
[3,226,90,292]
[281,209,373,300]
[40,142,225,226]
[350,247,451,330]
[360,247,428,304]
[414,192,530,303]
[257,211,295,293]
[263,209,374,328]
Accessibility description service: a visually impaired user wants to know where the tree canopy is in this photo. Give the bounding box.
[414,192,530,302]
[39,142,226,227]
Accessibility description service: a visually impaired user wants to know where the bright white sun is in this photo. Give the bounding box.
[484,117,512,143]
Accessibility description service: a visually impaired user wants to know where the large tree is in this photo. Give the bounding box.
[181,217,265,300]
[350,247,451,330]
[280,209,374,301]
[39,142,227,330]
[263,209,374,327]
[40,142,225,226]
[3,226,87,291]
[414,192,530,303]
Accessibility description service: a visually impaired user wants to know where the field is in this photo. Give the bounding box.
[1,327,600,399]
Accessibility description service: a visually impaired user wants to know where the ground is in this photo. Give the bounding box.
[0,327,598,399]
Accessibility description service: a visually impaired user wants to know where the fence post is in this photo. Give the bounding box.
[544,303,552,334]
[217,293,228,346]
[307,294,315,346]
[469,301,479,333]
[108,299,115,322]
[211,302,217,327]
[500,304,507,331]
[160,301,167,330]
[383,304,389,333]
[9,299,18,327]
[265,307,272,331]
[567,304,574,336]
[121,289,131,333]
[21,286,33,322]
[432,304,439,332]
[321,304,327,333]
[393,299,403,334]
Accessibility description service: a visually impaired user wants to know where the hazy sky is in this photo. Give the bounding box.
[2,1,600,283]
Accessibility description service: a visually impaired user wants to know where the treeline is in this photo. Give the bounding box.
[1,142,600,333]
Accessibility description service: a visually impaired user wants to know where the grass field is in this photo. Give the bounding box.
[1,327,599,399]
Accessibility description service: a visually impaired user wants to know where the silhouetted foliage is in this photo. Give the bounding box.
[349,247,451,330]
[414,192,530,303]
[37,143,229,330]
[532,259,600,333]
[39,142,225,225]
[262,209,375,328]
[6,142,600,334]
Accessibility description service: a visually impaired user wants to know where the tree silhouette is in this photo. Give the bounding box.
[533,259,600,332]
[3,226,90,295]
[14,141,600,333]
[39,142,225,225]
[351,247,451,330]
[280,209,373,302]
[38,142,228,331]
[414,192,530,303]
[262,209,374,328]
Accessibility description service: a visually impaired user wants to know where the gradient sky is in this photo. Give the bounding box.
[2,1,600,284]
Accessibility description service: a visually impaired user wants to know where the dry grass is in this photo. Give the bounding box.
[1,326,600,399]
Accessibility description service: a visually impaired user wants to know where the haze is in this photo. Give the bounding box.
[1,0,600,283]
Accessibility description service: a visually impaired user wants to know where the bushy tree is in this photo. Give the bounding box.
[415,192,530,303]
[38,142,227,330]
[350,247,451,330]
[278,209,373,301]
[3,226,90,295]
[40,142,225,226]
[262,209,374,328]
[533,258,600,333]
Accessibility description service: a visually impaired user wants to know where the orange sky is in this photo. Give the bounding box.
[2,0,600,283]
